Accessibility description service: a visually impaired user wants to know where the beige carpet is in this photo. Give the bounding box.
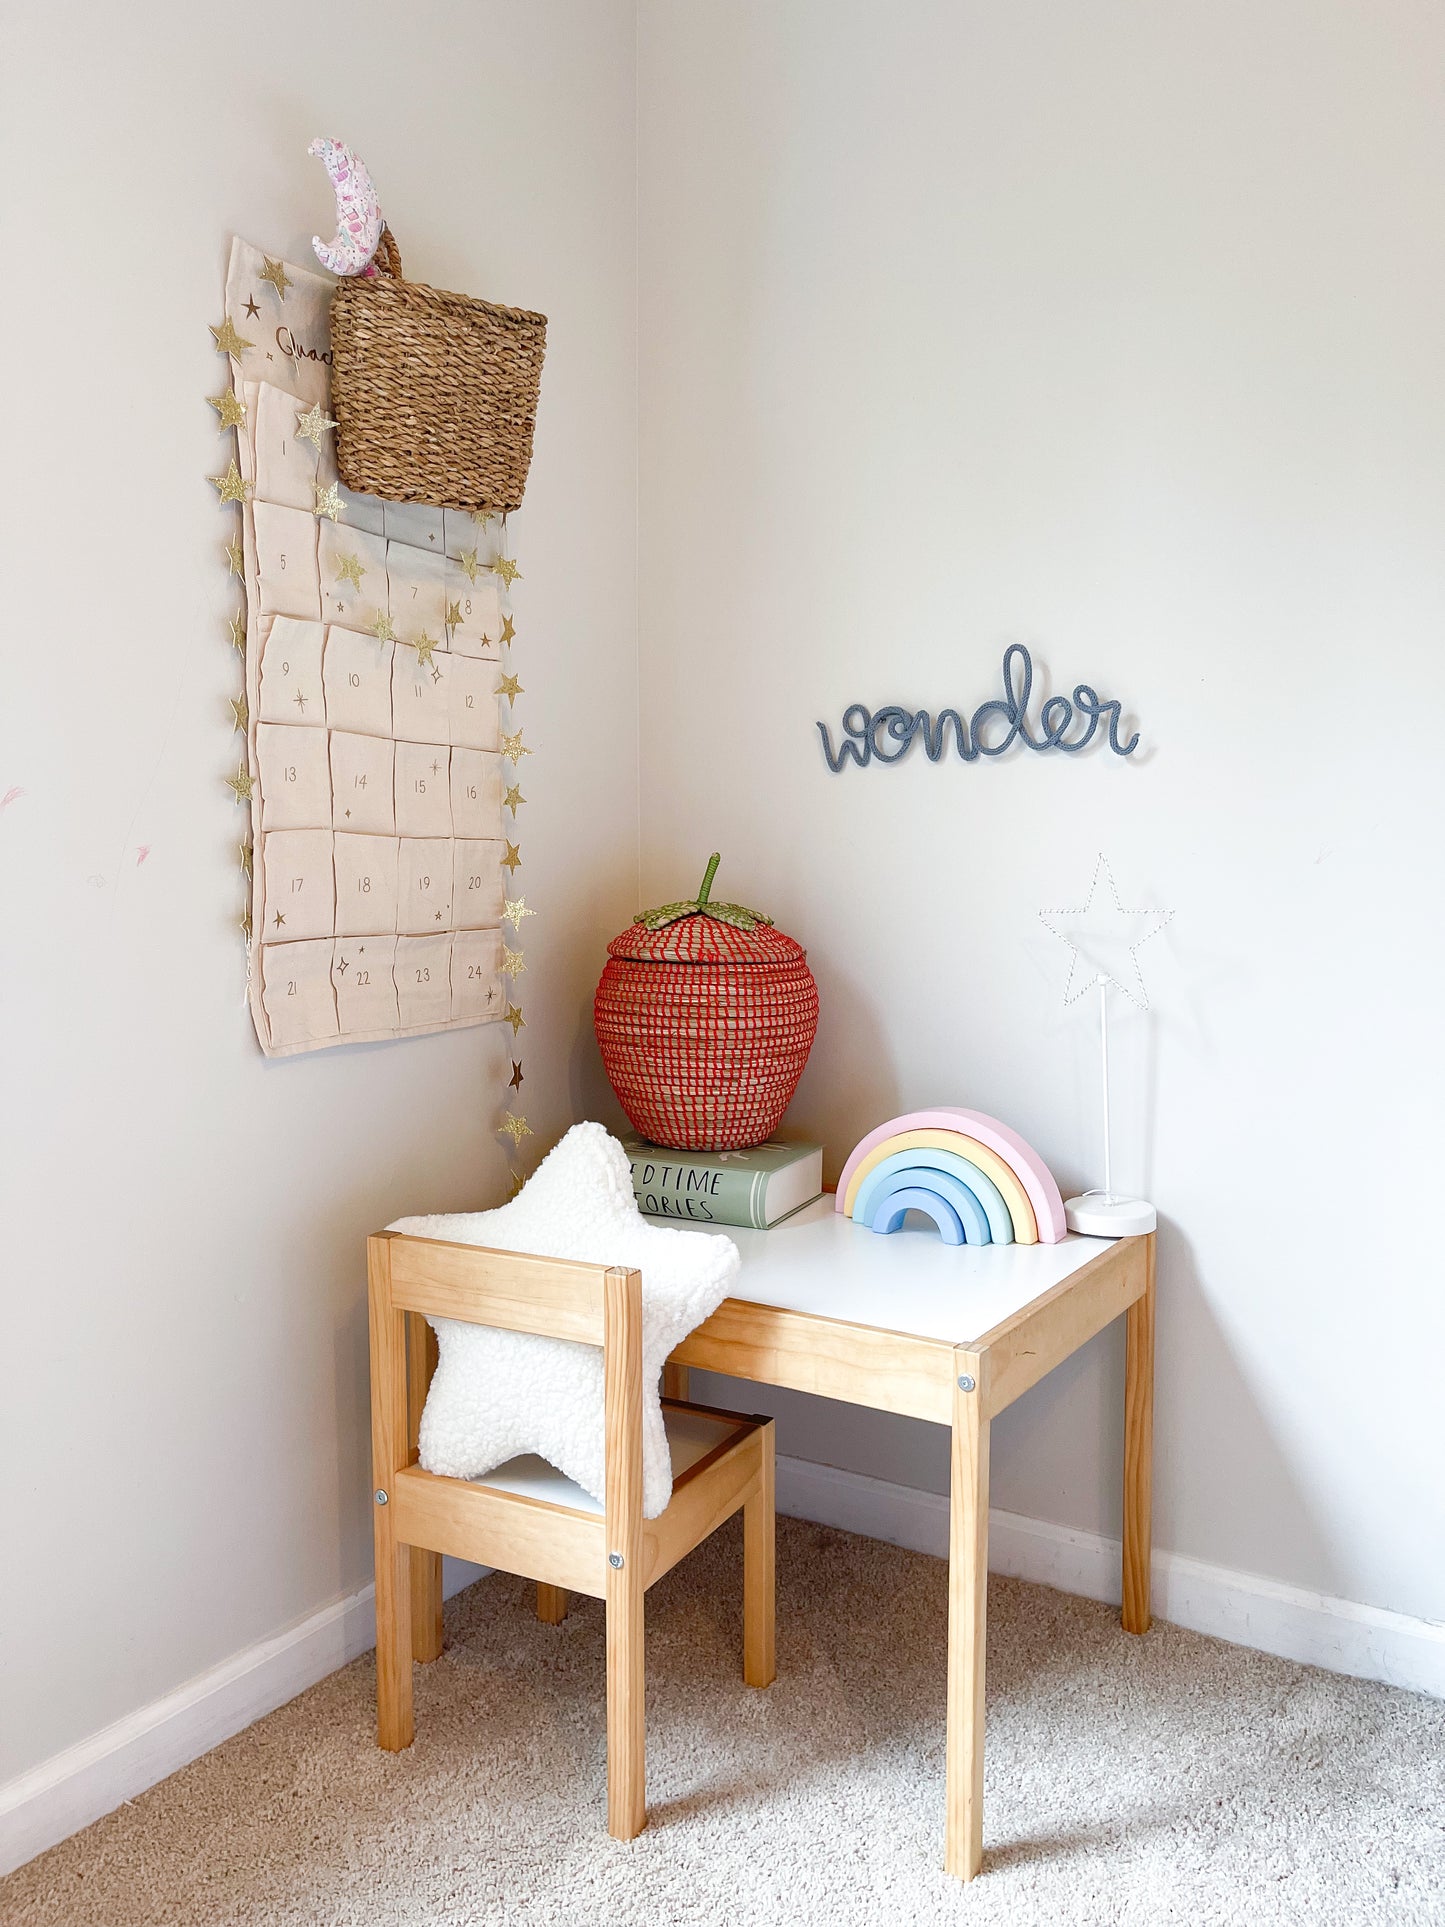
[5,1516,1442,1927]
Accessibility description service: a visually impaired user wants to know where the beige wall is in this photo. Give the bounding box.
[0,1,638,1781]
[638,0,1445,1622]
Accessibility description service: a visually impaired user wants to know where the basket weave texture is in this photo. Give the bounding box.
[594,916,820,1152]
[329,228,547,514]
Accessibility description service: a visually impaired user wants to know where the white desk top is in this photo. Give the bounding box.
[706,1198,1114,1346]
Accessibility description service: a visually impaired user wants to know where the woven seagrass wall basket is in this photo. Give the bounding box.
[329,227,547,513]
[594,856,820,1152]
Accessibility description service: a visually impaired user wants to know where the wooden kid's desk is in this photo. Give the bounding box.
[402,1196,1155,1882]
[665,1197,1156,1883]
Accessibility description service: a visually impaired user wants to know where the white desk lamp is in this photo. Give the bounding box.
[1039,855,1172,1238]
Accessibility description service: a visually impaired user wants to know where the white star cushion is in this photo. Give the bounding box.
[390,1122,740,1519]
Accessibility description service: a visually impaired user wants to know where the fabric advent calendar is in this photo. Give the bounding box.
[213,239,529,1061]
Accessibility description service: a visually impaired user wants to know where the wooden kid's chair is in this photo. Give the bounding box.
[367,1231,776,1838]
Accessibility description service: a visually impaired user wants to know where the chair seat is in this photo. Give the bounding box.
[469,1407,743,1516]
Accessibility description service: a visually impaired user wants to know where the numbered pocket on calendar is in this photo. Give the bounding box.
[394,741,453,839]
[257,722,332,831]
[395,933,453,1029]
[383,501,445,551]
[260,830,335,942]
[391,643,450,745]
[328,731,395,836]
[451,928,504,1022]
[319,524,389,635]
[451,839,505,930]
[257,617,326,726]
[253,381,324,512]
[441,562,504,662]
[332,935,399,1035]
[261,937,339,1050]
[333,834,400,937]
[323,626,394,740]
[448,748,502,839]
[447,654,500,752]
[385,538,448,640]
[252,501,322,622]
[398,838,454,934]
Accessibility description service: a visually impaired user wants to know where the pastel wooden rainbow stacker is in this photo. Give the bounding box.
[836,1108,1069,1245]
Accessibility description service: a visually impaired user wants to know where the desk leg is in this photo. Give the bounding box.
[1122,1233,1156,1636]
[406,1314,444,1662]
[946,1357,989,1881]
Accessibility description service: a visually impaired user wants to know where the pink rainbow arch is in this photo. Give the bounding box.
[835,1108,1069,1245]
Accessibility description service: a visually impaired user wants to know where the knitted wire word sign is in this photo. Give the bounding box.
[817,645,1140,772]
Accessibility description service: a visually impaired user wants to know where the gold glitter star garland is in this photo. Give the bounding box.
[208,316,255,951]
[486,516,534,1188]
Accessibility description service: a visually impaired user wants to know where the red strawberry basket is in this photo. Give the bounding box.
[593,854,819,1151]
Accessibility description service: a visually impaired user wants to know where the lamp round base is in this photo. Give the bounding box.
[1064,1193,1157,1238]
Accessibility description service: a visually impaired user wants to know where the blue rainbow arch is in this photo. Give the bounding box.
[853,1150,1013,1245]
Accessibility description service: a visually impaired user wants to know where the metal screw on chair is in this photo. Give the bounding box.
[608,1552,624,1569]
[374,1489,389,1505]
[957,1375,976,1393]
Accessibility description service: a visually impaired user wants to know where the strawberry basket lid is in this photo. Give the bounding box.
[606,853,809,967]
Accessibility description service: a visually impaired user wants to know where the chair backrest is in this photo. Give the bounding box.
[368,1232,644,1552]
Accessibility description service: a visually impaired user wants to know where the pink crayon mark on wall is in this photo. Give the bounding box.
[1,787,25,811]
[136,846,151,865]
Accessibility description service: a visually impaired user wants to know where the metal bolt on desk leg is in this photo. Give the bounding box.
[608,1552,624,1569]
[374,1489,389,1505]
[957,1374,976,1393]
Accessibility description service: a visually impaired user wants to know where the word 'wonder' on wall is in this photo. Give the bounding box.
[817,645,1140,771]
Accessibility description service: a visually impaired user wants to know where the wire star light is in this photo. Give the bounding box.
[1039,855,1173,1237]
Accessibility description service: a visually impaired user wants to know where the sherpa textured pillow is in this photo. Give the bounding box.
[390,1122,740,1519]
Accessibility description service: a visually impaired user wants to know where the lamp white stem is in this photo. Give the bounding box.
[1099,979,1112,1204]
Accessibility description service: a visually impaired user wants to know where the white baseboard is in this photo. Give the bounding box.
[0,1557,483,1880]
[6,1461,1443,1882]
[775,1454,1445,1700]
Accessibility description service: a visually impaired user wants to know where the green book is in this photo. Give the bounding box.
[622,1136,824,1230]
